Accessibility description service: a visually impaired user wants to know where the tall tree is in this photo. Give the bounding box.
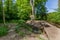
[35,0,47,20]
[58,0,60,12]
[0,0,5,25]
[0,0,3,20]
[5,0,19,20]
[2,0,6,25]
[30,0,35,20]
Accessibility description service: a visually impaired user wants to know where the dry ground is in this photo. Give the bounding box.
[0,21,60,40]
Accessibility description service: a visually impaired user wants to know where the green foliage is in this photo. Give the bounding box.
[15,20,32,36]
[0,0,48,22]
[19,12,30,20]
[47,12,60,24]
[15,20,32,32]
[35,0,47,20]
[4,0,19,20]
[35,0,47,6]
[0,20,3,23]
[16,0,31,20]
[0,26,8,37]
[18,19,25,24]
[0,0,3,20]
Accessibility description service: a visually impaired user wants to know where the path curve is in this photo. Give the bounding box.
[27,20,60,40]
[44,22,60,40]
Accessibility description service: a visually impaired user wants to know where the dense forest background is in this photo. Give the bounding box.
[0,0,60,24]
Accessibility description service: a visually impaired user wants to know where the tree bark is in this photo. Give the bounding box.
[2,0,6,25]
[30,0,35,20]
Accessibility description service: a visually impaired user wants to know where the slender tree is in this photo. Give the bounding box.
[58,0,60,12]
[30,0,35,20]
[0,0,3,20]
[0,0,6,25]
[2,0,6,25]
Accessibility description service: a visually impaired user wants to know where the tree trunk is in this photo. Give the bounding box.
[58,0,60,11]
[3,7,5,25]
[2,0,6,25]
[30,0,35,20]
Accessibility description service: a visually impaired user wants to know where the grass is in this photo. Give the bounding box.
[0,26,8,37]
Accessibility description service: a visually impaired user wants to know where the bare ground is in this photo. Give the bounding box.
[0,23,48,40]
[44,22,60,40]
[0,21,60,40]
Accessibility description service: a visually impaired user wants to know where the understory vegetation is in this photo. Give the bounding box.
[0,26,8,37]
[47,12,60,24]
[15,20,33,37]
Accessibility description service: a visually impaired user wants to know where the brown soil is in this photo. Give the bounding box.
[0,21,60,40]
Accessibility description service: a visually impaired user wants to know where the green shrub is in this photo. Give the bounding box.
[0,26,8,37]
[15,20,32,36]
[15,23,32,33]
[47,12,60,24]
[0,20,3,23]
[18,19,25,24]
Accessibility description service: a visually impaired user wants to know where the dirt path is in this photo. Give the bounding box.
[44,22,60,40]
[0,21,60,40]
[0,30,47,40]
[27,20,60,40]
[0,23,48,40]
[19,34,48,40]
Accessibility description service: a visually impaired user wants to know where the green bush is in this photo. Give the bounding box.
[15,20,32,36]
[0,26,8,37]
[18,19,25,24]
[0,20,3,23]
[47,12,60,24]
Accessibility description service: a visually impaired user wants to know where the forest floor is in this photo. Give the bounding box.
[0,21,60,40]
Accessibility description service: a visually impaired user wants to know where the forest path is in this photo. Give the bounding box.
[0,23,47,40]
[0,21,60,40]
[44,22,60,40]
[27,20,60,40]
